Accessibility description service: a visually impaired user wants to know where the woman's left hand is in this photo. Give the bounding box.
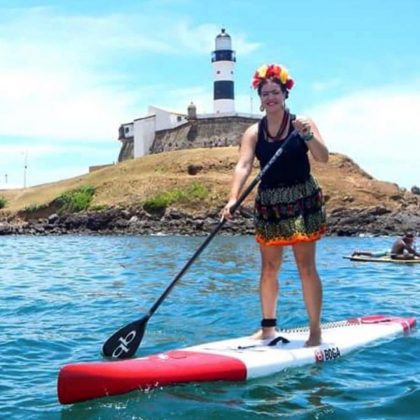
[292,116,329,163]
[292,117,313,140]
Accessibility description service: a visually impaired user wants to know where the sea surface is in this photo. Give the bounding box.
[1,235,419,419]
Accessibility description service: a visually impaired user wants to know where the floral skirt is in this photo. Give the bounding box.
[255,176,327,246]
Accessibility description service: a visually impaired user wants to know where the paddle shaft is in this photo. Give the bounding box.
[147,129,298,318]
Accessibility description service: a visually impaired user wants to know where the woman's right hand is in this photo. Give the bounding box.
[221,198,237,220]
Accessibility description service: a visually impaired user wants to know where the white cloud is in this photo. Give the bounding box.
[0,70,135,140]
[0,7,258,143]
[306,85,420,188]
[0,10,140,141]
[0,5,264,187]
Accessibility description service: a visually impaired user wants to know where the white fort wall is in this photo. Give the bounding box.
[132,107,188,158]
[133,116,155,158]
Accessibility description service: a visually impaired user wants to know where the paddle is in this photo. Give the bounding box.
[102,129,298,359]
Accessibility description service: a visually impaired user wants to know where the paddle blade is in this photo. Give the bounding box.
[102,315,149,359]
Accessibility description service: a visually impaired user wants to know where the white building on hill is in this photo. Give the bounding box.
[118,28,247,160]
[119,106,188,159]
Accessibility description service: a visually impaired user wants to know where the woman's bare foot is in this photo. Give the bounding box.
[305,328,322,347]
[250,327,277,340]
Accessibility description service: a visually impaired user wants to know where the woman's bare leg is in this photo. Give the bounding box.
[292,241,323,346]
[252,244,283,339]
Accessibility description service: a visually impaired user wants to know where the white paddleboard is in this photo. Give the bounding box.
[58,314,416,404]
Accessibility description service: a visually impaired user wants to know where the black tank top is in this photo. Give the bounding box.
[255,115,310,188]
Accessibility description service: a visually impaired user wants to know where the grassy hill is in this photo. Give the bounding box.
[0,146,416,219]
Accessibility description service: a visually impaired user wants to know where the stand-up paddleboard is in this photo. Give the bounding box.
[57,315,416,405]
[344,255,420,264]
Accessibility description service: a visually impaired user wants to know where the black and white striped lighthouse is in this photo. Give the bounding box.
[211,28,236,114]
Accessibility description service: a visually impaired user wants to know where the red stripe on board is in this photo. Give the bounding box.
[57,350,247,404]
[348,315,416,332]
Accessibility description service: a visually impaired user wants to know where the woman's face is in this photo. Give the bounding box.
[260,79,285,113]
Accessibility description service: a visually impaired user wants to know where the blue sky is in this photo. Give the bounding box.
[0,0,419,189]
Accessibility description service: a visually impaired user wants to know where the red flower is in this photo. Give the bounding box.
[251,63,294,90]
[251,71,262,88]
[285,79,294,89]
[267,64,281,78]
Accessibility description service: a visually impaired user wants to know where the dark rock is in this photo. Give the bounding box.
[187,164,203,175]
[390,193,404,201]
[1,204,419,237]
[63,214,89,229]
[86,212,113,231]
[48,213,59,224]
[0,222,14,235]
[363,206,391,216]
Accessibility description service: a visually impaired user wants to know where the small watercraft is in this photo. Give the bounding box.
[344,255,420,263]
[57,314,416,405]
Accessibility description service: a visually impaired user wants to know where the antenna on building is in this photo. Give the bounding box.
[22,150,28,189]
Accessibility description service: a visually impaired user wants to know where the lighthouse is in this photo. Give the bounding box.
[212,28,236,114]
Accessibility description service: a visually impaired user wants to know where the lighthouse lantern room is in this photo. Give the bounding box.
[212,28,236,114]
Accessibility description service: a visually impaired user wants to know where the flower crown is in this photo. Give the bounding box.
[252,64,294,90]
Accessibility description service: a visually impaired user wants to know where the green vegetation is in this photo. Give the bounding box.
[89,204,108,211]
[143,182,208,213]
[23,203,48,214]
[56,185,96,213]
[0,195,7,209]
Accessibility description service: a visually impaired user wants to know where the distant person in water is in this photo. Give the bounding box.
[351,250,388,258]
[390,233,420,260]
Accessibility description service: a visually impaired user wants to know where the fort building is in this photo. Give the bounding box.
[117,28,260,163]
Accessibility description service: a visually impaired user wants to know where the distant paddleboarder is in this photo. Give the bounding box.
[390,233,419,260]
[351,233,419,260]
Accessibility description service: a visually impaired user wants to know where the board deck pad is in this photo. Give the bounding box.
[57,315,416,405]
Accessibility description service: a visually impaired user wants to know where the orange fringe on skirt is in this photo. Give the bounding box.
[256,226,327,247]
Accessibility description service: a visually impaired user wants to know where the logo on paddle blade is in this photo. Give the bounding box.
[112,330,137,358]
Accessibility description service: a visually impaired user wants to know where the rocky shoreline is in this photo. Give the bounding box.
[1,205,419,237]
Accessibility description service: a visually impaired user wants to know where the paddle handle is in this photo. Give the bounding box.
[147,129,298,318]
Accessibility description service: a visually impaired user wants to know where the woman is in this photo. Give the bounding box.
[222,64,329,346]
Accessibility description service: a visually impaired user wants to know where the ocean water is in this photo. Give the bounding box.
[1,235,419,419]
